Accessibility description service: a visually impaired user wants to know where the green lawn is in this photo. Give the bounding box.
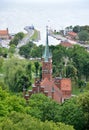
[30,29,38,41]
[72,85,82,95]
[72,81,89,95]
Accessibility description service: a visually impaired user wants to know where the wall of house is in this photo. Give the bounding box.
[60,78,71,98]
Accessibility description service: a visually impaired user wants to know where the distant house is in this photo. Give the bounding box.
[60,40,73,48]
[67,31,77,40]
[0,28,9,40]
[23,27,72,103]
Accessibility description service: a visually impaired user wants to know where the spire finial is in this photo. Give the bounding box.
[46,25,48,45]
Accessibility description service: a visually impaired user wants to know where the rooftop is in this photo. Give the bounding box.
[68,31,77,37]
[0,29,9,35]
[60,41,73,47]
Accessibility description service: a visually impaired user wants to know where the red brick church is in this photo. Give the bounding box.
[23,27,72,103]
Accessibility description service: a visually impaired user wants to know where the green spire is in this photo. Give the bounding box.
[43,26,52,62]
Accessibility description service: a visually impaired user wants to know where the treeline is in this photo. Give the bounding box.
[0,57,41,92]
[66,25,89,41]
[0,87,74,130]
[19,42,89,83]
[1,42,89,92]
[0,87,89,130]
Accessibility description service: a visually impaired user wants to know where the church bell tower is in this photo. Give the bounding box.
[42,26,52,81]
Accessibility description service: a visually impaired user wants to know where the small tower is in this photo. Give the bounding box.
[42,26,52,81]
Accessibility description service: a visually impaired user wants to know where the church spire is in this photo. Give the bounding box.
[42,26,52,62]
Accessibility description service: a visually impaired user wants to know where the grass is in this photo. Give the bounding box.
[30,29,38,41]
[72,85,82,95]
[72,81,89,95]
[72,81,85,95]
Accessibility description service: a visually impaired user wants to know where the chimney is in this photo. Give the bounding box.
[40,86,44,93]
[24,94,29,104]
[28,90,33,97]
[44,90,48,96]
[32,84,37,93]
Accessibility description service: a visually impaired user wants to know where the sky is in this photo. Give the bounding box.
[0,0,89,45]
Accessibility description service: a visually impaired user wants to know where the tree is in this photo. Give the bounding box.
[67,45,88,79]
[26,62,32,80]
[83,60,89,81]
[65,64,77,79]
[3,57,30,92]
[77,92,89,130]
[78,30,89,41]
[80,25,89,33]
[0,47,8,58]
[19,41,35,58]
[34,61,40,77]
[0,57,4,72]
[59,98,85,130]
[27,94,61,122]
[10,32,24,46]
[73,25,80,33]
[8,44,16,54]
[0,111,74,130]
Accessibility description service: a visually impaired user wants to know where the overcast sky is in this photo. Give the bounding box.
[1,0,88,3]
[0,0,89,33]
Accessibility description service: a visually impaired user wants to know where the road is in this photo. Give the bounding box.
[49,30,89,50]
[15,29,34,54]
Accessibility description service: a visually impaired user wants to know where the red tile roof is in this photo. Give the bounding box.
[60,41,73,47]
[0,29,8,35]
[60,78,71,91]
[68,31,77,37]
[41,78,62,102]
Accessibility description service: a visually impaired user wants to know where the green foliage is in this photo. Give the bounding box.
[34,61,40,77]
[10,32,24,46]
[0,88,74,130]
[19,41,35,58]
[8,44,16,54]
[3,57,31,92]
[80,25,89,33]
[59,98,85,130]
[0,111,74,130]
[27,93,86,130]
[0,57,4,72]
[19,42,43,58]
[27,93,61,122]
[73,25,80,33]
[19,41,89,82]
[1,87,89,130]
[78,30,89,41]
[0,47,8,57]
[73,25,89,34]
[0,87,26,116]
[68,45,89,80]
[65,64,77,79]
[26,62,32,80]
[77,92,89,130]
[30,29,39,41]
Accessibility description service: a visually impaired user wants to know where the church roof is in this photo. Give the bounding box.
[41,78,62,102]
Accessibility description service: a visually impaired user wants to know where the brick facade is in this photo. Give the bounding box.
[42,58,52,81]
